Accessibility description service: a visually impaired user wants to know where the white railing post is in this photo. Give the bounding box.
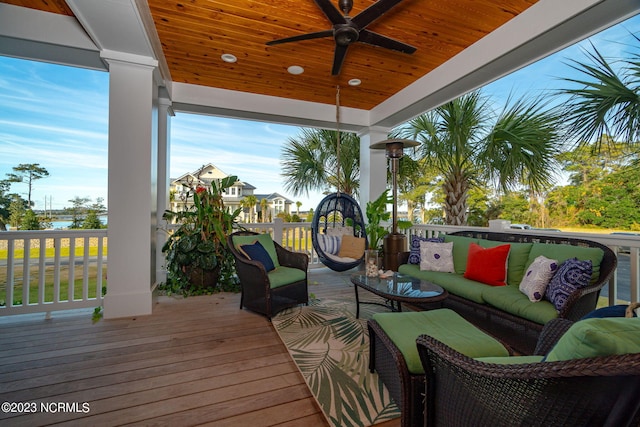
[273,217,284,246]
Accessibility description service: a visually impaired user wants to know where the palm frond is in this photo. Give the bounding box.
[559,42,640,148]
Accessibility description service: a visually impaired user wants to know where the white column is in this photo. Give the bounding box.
[102,53,158,319]
[156,96,173,286]
[359,127,389,209]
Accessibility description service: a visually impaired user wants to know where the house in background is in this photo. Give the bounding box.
[169,164,256,216]
[169,164,292,223]
[255,193,294,222]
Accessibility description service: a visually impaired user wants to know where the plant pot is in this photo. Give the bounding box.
[184,266,221,288]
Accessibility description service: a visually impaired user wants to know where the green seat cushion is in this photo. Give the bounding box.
[373,309,509,374]
[478,240,533,286]
[267,266,306,289]
[481,284,558,325]
[526,243,604,284]
[475,355,544,365]
[232,234,280,268]
[398,264,486,304]
[545,317,640,361]
[443,235,479,274]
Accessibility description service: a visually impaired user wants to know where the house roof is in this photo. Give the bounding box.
[0,1,637,132]
[256,193,294,204]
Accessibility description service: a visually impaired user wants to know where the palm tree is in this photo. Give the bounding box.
[559,41,640,153]
[393,91,562,225]
[281,129,360,197]
[241,195,257,222]
[260,198,268,223]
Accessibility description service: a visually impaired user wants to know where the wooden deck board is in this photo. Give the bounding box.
[0,267,400,426]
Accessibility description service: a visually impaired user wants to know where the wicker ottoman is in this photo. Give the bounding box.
[368,309,511,427]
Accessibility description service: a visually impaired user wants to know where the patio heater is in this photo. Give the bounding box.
[370,138,420,271]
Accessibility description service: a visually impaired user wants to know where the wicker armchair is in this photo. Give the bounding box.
[416,319,640,426]
[228,231,309,319]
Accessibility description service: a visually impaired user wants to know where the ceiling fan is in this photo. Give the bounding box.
[266,0,417,76]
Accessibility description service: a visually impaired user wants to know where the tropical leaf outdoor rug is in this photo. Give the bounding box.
[272,299,400,427]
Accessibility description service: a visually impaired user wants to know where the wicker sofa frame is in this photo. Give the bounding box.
[416,319,640,426]
[228,231,309,319]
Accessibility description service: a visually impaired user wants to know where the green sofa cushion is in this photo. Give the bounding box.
[267,266,306,289]
[545,317,640,361]
[478,240,533,286]
[526,243,604,284]
[481,284,559,325]
[373,309,509,374]
[475,355,544,364]
[232,234,280,268]
[398,264,486,304]
[443,234,479,274]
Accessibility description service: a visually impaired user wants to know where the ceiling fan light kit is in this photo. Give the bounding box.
[266,0,416,75]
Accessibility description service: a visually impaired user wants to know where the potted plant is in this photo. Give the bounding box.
[365,190,392,251]
[161,172,242,295]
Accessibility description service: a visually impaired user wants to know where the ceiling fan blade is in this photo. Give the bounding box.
[358,30,416,54]
[267,29,334,46]
[332,44,349,75]
[352,0,404,29]
[313,0,347,25]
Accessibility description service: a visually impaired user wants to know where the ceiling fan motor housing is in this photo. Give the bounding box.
[335,24,359,45]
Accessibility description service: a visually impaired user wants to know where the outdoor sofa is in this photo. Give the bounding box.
[397,230,617,353]
[368,230,619,426]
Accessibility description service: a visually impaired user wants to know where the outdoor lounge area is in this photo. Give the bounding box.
[1,1,640,426]
[3,260,639,426]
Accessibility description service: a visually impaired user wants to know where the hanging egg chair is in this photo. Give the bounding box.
[310,85,367,271]
[311,192,367,271]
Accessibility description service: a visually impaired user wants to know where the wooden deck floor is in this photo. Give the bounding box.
[0,268,400,427]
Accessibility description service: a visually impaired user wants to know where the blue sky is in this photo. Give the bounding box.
[1,14,639,212]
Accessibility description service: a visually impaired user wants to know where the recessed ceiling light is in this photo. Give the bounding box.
[287,65,304,75]
[348,79,361,86]
[221,53,237,63]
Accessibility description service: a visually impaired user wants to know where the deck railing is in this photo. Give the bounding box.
[0,229,107,317]
[1,220,638,316]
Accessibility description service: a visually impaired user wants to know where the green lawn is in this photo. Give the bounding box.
[0,264,106,306]
[0,246,107,260]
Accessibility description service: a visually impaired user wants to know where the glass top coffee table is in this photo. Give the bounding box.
[350,272,448,318]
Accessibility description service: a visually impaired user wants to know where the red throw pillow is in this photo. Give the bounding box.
[463,243,511,286]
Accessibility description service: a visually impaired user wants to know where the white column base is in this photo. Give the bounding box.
[103,290,153,319]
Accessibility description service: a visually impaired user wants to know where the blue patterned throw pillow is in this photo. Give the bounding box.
[545,257,592,312]
[408,234,444,264]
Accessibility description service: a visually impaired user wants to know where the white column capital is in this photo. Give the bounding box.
[100,49,158,68]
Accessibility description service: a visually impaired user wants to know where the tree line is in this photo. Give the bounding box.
[0,163,105,230]
[281,42,640,231]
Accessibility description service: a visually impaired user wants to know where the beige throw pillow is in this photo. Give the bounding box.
[338,235,365,259]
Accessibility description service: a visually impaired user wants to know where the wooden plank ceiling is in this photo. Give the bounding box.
[2,0,538,110]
